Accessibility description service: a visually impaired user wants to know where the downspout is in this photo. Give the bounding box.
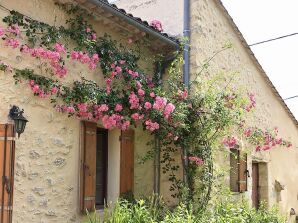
[153,60,163,195]
[183,0,191,188]
[153,57,176,195]
[154,133,161,194]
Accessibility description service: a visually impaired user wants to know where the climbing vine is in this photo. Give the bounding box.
[0,4,292,212]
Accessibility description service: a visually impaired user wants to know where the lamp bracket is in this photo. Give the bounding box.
[9,105,24,119]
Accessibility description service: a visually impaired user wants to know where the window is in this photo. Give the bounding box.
[230,148,248,193]
[95,128,108,208]
[80,122,109,213]
[80,121,134,213]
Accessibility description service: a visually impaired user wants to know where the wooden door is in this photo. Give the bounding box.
[252,163,259,208]
[120,130,134,195]
[0,124,15,223]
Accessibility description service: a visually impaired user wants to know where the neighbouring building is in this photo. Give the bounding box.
[0,0,179,222]
[116,0,298,221]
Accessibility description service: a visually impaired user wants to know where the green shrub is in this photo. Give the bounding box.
[198,200,286,223]
[85,198,286,223]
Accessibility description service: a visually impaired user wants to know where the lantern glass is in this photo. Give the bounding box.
[9,105,28,138]
[15,119,25,135]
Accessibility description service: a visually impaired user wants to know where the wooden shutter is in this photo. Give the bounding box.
[230,149,247,193]
[230,148,239,192]
[0,124,15,223]
[239,152,248,192]
[120,129,134,195]
[80,121,97,213]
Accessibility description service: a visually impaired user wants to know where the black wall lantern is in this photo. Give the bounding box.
[9,105,28,138]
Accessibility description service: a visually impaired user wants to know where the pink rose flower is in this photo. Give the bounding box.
[115,104,123,112]
[91,33,97,40]
[131,113,140,121]
[145,119,160,131]
[51,86,59,94]
[54,43,66,53]
[115,66,122,73]
[32,84,40,93]
[150,92,155,98]
[144,102,152,110]
[0,27,5,36]
[66,106,75,113]
[244,128,252,137]
[70,51,79,60]
[150,20,163,32]
[138,89,145,97]
[129,92,140,109]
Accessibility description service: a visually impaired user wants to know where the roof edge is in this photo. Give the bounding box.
[87,0,180,49]
[215,0,298,128]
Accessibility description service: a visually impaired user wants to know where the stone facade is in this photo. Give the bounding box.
[0,0,158,222]
[117,0,298,221]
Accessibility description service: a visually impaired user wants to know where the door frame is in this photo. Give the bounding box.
[252,162,260,209]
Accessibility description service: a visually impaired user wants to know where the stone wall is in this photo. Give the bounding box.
[117,0,298,221]
[0,0,156,222]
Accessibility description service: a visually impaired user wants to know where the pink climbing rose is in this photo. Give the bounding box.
[51,87,59,94]
[129,92,140,109]
[222,136,237,148]
[188,156,204,166]
[114,104,123,112]
[54,43,66,53]
[164,103,175,119]
[153,96,167,110]
[138,89,145,97]
[150,20,163,32]
[144,102,152,110]
[0,27,5,36]
[145,119,160,131]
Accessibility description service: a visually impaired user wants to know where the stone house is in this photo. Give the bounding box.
[0,0,297,223]
[116,0,298,221]
[0,0,179,222]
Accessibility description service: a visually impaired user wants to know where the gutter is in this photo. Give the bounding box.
[87,0,180,50]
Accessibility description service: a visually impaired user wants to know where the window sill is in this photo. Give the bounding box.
[230,191,247,195]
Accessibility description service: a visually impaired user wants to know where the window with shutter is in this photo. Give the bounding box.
[0,124,15,223]
[80,122,109,213]
[230,148,247,193]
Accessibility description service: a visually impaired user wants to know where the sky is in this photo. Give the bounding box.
[109,0,298,120]
[217,1,298,119]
